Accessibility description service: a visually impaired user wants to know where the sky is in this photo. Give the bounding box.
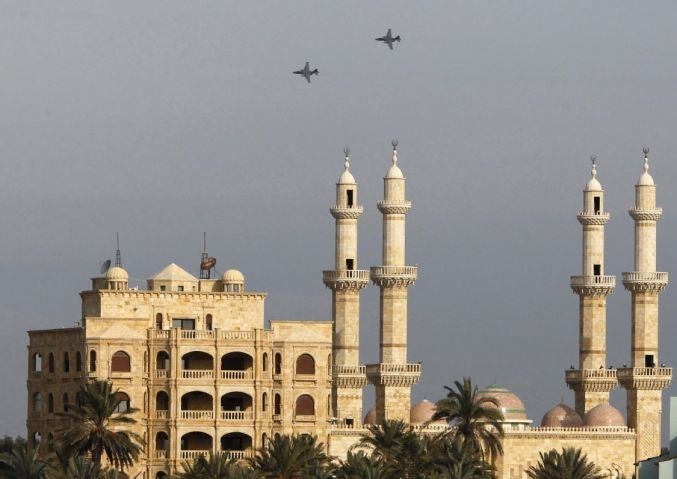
[2,1,677,439]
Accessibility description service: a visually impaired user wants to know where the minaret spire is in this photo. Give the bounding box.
[114,232,122,267]
[619,148,671,461]
[367,141,420,423]
[323,147,368,424]
[566,157,617,415]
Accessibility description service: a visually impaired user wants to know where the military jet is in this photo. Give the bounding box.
[375,28,401,50]
[293,62,319,83]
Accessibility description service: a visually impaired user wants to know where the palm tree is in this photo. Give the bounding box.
[432,377,504,461]
[55,380,144,471]
[526,447,605,479]
[250,434,331,478]
[50,453,123,479]
[334,450,390,479]
[176,451,261,479]
[432,435,495,479]
[0,444,51,479]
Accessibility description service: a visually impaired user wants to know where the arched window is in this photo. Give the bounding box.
[205,314,212,331]
[156,351,170,371]
[48,353,55,373]
[295,395,314,416]
[33,392,42,414]
[47,433,54,452]
[156,473,168,479]
[274,353,282,375]
[156,313,163,330]
[262,433,267,447]
[327,354,332,373]
[111,351,131,372]
[262,392,268,412]
[32,353,42,373]
[295,354,315,375]
[156,391,170,411]
[48,394,54,413]
[89,350,97,372]
[262,352,268,372]
[143,351,148,373]
[75,352,82,372]
[63,393,69,412]
[274,394,281,415]
[63,352,70,373]
[155,431,169,453]
[114,392,130,413]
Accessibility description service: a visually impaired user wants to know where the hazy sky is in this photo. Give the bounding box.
[3,1,677,439]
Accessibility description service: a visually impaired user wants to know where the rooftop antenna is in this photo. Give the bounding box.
[114,232,122,267]
[199,232,216,279]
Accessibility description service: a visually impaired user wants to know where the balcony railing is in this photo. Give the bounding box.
[221,410,253,421]
[370,266,418,277]
[570,275,616,287]
[273,374,282,381]
[565,369,617,381]
[181,450,210,460]
[332,365,366,375]
[152,330,169,339]
[181,330,214,340]
[156,410,169,419]
[366,363,421,374]
[181,410,214,420]
[155,450,167,459]
[182,369,214,379]
[272,414,281,421]
[221,330,255,340]
[224,450,250,460]
[322,270,370,281]
[154,369,169,379]
[220,370,253,380]
[295,415,316,422]
[617,367,672,378]
[622,272,669,282]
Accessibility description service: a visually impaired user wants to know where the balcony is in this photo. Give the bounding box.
[221,330,255,340]
[332,365,368,388]
[322,270,370,291]
[220,370,253,380]
[330,204,364,220]
[367,363,421,374]
[155,450,167,459]
[224,450,251,460]
[369,266,418,287]
[366,363,421,387]
[570,275,616,296]
[180,330,214,340]
[156,410,169,419]
[182,369,214,380]
[181,410,214,420]
[221,410,253,421]
[564,368,618,393]
[154,369,169,379]
[181,450,210,460]
[622,272,668,293]
[576,212,610,225]
[617,366,672,390]
[294,415,316,422]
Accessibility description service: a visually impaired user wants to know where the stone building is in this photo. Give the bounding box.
[26,145,670,478]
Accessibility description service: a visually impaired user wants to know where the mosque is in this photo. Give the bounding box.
[25,144,669,478]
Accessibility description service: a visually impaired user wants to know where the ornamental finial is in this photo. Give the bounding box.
[391,140,398,165]
[643,147,650,173]
[344,147,350,171]
[590,155,597,178]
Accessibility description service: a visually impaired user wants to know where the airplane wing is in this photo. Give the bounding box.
[305,74,311,83]
[387,28,392,36]
[388,42,394,50]
[304,61,310,71]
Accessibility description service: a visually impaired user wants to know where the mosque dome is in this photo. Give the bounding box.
[410,399,444,425]
[477,385,528,421]
[584,404,625,427]
[540,403,583,428]
[105,266,128,281]
[222,269,245,283]
[364,407,377,425]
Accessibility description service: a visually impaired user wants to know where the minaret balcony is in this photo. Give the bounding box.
[332,365,368,388]
[576,212,610,225]
[377,200,412,215]
[330,205,364,219]
[570,275,615,296]
[621,272,668,293]
[323,270,370,290]
[565,368,618,392]
[366,363,421,387]
[370,266,417,287]
[617,367,672,390]
[629,207,662,221]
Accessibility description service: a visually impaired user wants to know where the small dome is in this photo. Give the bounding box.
[385,145,404,179]
[105,266,128,281]
[364,407,376,425]
[584,404,625,427]
[222,269,244,283]
[410,399,445,425]
[637,152,655,186]
[585,158,602,191]
[477,385,528,421]
[338,150,356,184]
[540,403,583,428]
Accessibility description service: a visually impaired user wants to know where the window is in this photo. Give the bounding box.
[32,353,42,373]
[157,351,170,370]
[156,391,169,411]
[63,352,70,373]
[347,189,354,207]
[346,259,354,270]
[172,318,195,330]
[89,350,97,372]
[156,313,163,330]
[262,392,268,412]
[274,353,282,375]
[111,351,131,373]
[63,393,69,412]
[48,353,55,373]
[48,394,54,413]
[160,285,166,291]
[296,354,315,375]
[594,196,601,214]
[295,395,315,415]
[205,314,212,331]
[114,392,130,413]
[33,392,42,414]
[274,394,281,415]
[646,354,655,368]
[178,285,184,292]
[75,352,82,372]
[262,353,268,372]
[593,264,601,276]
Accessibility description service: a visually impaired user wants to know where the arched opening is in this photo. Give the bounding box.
[274,394,281,415]
[295,395,315,416]
[220,352,253,379]
[155,431,169,458]
[156,391,170,417]
[274,353,282,375]
[295,354,315,375]
[327,354,332,373]
[220,392,253,420]
[63,352,70,373]
[46,433,54,452]
[181,351,214,378]
[144,351,148,373]
[262,392,268,412]
[180,432,213,459]
[156,313,163,330]
[63,393,69,412]
[261,433,267,447]
[156,351,170,377]
[205,314,212,331]
[33,392,42,415]
[47,394,54,413]
[181,391,213,419]
[262,352,268,372]
[75,351,82,372]
[32,353,42,373]
[89,350,97,372]
[48,353,55,373]
[156,473,168,479]
[114,392,130,413]
[220,433,252,459]
[111,351,131,373]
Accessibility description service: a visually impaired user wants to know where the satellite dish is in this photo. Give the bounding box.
[100,259,112,274]
[200,257,216,271]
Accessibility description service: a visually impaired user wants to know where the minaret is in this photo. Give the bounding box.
[566,157,617,416]
[619,148,671,461]
[323,149,369,424]
[367,141,420,423]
